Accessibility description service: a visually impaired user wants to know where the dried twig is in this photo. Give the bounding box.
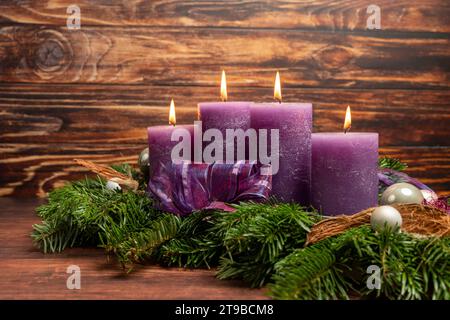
[306,204,450,246]
[74,159,139,191]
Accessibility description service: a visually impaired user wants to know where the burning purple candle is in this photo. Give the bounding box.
[147,99,194,177]
[251,72,312,205]
[311,107,379,216]
[198,71,251,162]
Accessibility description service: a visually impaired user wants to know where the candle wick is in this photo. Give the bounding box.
[344,126,351,134]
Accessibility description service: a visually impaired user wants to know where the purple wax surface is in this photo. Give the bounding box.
[251,103,312,205]
[311,132,379,216]
[198,101,251,161]
[147,125,194,177]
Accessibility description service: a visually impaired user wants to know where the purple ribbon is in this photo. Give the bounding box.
[378,168,449,214]
[148,161,272,216]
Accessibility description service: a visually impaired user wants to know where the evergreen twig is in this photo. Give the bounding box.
[378,157,408,171]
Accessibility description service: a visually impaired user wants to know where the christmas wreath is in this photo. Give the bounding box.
[31,157,450,300]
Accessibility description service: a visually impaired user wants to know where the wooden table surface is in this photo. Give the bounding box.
[0,197,267,300]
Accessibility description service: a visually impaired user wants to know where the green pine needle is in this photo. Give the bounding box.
[378,157,408,171]
[100,213,181,269]
[158,210,224,268]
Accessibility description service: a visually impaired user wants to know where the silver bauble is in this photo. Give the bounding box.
[106,180,121,191]
[371,205,403,232]
[380,182,424,205]
[138,147,150,174]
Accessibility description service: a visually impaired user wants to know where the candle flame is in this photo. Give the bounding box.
[169,99,176,126]
[344,106,351,133]
[274,71,282,103]
[220,70,227,102]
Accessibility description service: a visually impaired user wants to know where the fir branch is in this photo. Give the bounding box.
[269,240,352,300]
[378,157,407,171]
[32,219,80,254]
[269,225,450,300]
[159,202,320,288]
[32,176,156,253]
[101,213,181,269]
[215,202,320,287]
[354,230,450,300]
[157,210,224,268]
[32,178,106,252]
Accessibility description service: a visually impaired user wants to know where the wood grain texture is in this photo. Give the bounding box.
[1,143,449,197]
[0,26,448,88]
[0,197,267,299]
[0,143,142,197]
[0,1,448,197]
[0,0,449,33]
[1,84,449,146]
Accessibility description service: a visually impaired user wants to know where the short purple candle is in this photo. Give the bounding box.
[198,101,251,161]
[251,102,312,205]
[147,124,194,177]
[311,132,379,216]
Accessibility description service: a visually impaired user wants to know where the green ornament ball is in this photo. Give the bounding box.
[380,182,424,205]
[138,147,150,174]
[370,205,403,232]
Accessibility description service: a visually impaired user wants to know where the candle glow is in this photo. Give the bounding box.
[274,71,282,103]
[220,70,227,102]
[169,99,176,126]
[344,106,351,133]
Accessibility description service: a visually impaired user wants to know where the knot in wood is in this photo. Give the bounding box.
[36,39,64,70]
[29,29,73,78]
[313,45,354,70]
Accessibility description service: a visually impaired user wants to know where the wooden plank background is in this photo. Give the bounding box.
[0,0,449,197]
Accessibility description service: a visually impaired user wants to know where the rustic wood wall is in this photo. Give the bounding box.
[0,0,449,197]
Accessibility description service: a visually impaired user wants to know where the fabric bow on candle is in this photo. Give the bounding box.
[148,161,272,215]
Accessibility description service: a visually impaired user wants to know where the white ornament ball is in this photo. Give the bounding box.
[421,189,438,202]
[138,147,150,174]
[371,205,403,232]
[380,182,424,205]
[106,180,121,191]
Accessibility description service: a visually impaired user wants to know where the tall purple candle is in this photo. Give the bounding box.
[197,71,251,162]
[198,101,251,138]
[311,132,379,216]
[251,102,312,205]
[198,101,251,160]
